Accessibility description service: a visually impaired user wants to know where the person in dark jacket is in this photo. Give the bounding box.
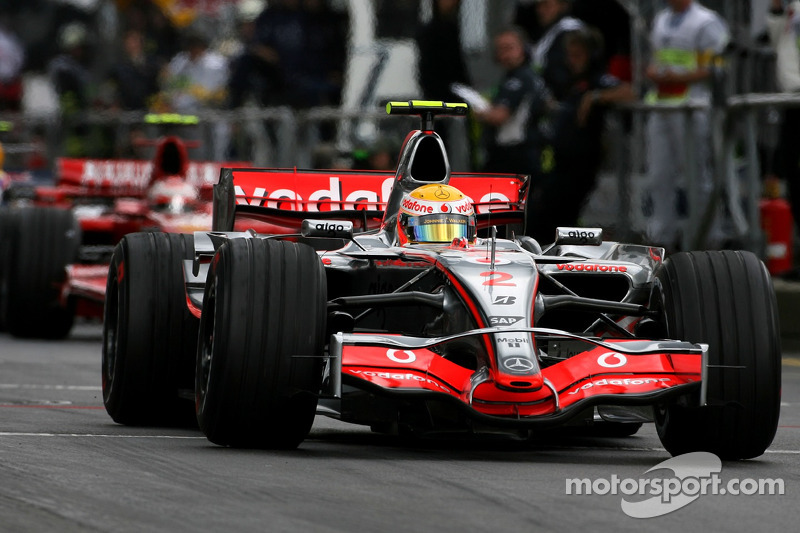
[536,27,634,238]
[416,0,472,102]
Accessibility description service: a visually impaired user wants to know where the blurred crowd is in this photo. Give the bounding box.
[0,0,798,260]
[0,0,347,160]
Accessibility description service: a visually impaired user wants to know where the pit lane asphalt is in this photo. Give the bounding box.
[1,323,797,532]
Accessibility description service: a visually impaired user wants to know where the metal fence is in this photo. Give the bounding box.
[2,88,799,257]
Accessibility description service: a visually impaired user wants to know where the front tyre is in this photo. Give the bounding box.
[196,238,327,449]
[654,251,781,460]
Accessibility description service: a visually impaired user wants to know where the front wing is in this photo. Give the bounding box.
[324,327,705,428]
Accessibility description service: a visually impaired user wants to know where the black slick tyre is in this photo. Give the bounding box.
[654,250,781,460]
[5,207,80,338]
[102,232,198,426]
[0,209,17,331]
[196,238,327,449]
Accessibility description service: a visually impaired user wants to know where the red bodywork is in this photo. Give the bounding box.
[28,136,249,319]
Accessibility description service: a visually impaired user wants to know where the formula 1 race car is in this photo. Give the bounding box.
[102,102,781,460]
[0,119,249,338]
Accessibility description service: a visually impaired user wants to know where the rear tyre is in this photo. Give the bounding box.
[0,209,17,331]
[5,207,80,338]
[654,251,781,459]
[102,232,198,426]
[196,238,327,449]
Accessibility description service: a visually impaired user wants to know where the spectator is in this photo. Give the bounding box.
[48,22,94,156]
[571,0,632,82]
[107,29,160,110]
[159,22,230,160]
[48,22,92,114]
[416,0,475,168]
[0,20,24,111]
[416,0,472,102]
[518,0,585,101]
[302,0,347,107]
[469,26,552,239]
[534,28,634,240]
[159,23,229,114]
[766,0,800,237]
[472,26,551,177]
[227,0,283,108]
[138,3,182,72]
[252,0,308,107]
[643,0,729,250]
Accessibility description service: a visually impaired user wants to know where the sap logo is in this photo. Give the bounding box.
[493,295,516,305]
[489,316,524,325]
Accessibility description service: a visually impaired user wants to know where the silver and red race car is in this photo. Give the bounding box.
[0,124,249,338]
[102,102,781,460]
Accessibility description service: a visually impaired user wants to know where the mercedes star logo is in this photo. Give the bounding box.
[434,187,450,199]
[504,357,535,372]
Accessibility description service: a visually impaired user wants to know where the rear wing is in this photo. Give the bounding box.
[212,167,529,233]
[54,158,249,198]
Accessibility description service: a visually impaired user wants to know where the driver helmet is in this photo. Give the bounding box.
[398,184,476,244]
[148,177,198,214]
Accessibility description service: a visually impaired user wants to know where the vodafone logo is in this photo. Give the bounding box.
[440,203,450,213]
[387,349,416,363]
[597,352,627,368]
[402,198,435,214]
[557,264,628,272]
[234,176,393,212]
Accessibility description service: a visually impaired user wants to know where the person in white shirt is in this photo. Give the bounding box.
[644,0,729,250]
[766,0,800,236]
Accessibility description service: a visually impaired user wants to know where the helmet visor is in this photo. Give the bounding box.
[402,213,476,243]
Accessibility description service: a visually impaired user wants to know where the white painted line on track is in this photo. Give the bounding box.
[537,445,800,455]
[0,384,101,391]
[0,432,205,439]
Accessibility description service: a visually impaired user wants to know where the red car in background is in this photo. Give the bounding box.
[0,131,249,339]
